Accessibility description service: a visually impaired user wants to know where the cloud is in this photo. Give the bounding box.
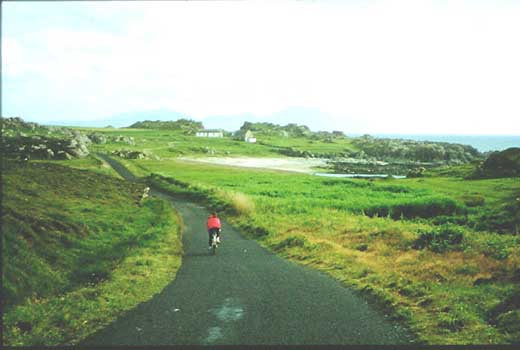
[3,1,520,134]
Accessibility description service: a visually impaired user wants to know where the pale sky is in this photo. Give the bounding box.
[2,0,520,134]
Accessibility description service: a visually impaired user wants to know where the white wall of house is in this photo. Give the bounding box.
[243,130,256,143]
[196,131,223,137]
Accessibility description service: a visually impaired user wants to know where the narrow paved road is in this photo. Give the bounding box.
[84,155,415,345]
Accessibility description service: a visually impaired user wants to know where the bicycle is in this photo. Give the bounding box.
[210,230,219,255]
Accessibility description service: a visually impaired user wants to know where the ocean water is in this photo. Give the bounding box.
[314,173,406,179]
[366,134,520,153]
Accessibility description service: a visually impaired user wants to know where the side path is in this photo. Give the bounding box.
[83,155,416,345]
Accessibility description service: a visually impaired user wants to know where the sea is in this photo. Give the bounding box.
[354,134,520,153]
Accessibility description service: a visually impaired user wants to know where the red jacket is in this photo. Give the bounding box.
[207,216,221,229]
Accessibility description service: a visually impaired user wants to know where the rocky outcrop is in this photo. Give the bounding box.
[110,149,159,160]
[87,133,108,144]
[3,135,90,160]
[2,117,92,160]
[351,135,483,164]
[111,135,135,145]
[236,122,313,138]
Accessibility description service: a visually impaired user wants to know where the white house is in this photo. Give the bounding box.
[196,129,224,138]
[244,130,257,143]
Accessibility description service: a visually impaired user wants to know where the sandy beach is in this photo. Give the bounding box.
[177,156,328,174]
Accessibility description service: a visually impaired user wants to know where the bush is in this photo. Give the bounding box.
[481,237,511,260]
[438,313,466,332]
[473,147,520,179]
[496,310,520,342]
[365,197,466,220]
[474,200,520,234]
[414,224,465,253]
[488,288,520,341]
[355,243,369,251]
[460,194,486,207]
[431,215,468,226]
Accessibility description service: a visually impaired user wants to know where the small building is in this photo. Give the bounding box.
[196,129,224,138]
[244,130,256,143]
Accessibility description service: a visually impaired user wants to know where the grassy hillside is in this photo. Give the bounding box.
[2,160,183,345]
[81,127,280,158]
[135,158,519,344]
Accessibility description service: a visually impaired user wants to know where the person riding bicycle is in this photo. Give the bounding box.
[207,212,222,249]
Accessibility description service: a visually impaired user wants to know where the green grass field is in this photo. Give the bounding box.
[5,123,519,345]
[3,160,183,345]
[82,127,281,158]
[128,157,519,344]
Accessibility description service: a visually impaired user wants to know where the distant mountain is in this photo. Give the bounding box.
[46,106,341,132]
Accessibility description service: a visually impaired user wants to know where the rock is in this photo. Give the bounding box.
[111,149,154,160]
[111,135,135,145]
[88,133,107,144]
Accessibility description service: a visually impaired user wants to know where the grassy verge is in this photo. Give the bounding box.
[3,160,183,345]
[141,159,520,344]
[43,154,123,179]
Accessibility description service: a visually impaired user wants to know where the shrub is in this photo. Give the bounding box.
[391,197,466,219]
[481,237,511,260]
[413,224,464,253]
[473,147,520,179]
[474,200,520,234]
[355,243,369,251]
[460,194,486,207]
[365,197,466,220]
[438,313,466,332]
[431,215,468,226]
[496,310,520,339]
[488,288,520,340]
[454,265,480,276]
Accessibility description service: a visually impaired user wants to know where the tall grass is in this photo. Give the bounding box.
[3,160,182,345]
[215,190,255,216]
[141,159,520,344]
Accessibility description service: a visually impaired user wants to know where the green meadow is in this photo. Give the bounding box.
[4,121,519,345]
[82,127,280,158]
[3,159,183,345]
[119,155,519,344]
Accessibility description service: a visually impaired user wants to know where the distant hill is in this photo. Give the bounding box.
[128,119,204,135]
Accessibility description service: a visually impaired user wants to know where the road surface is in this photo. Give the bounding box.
[83,155,415,346]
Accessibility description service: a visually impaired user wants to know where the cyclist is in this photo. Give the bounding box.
[207,212,222,249]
